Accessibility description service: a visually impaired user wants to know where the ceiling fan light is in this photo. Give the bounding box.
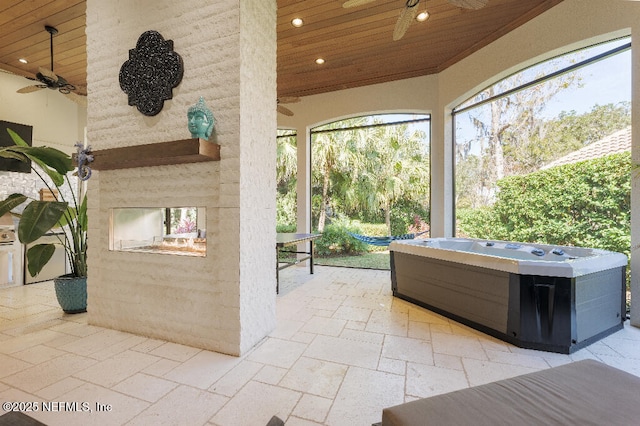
[416,11,430,22]
[17,25,86,104]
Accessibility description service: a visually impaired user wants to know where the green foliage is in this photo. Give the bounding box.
[358,222,388,237]
[457,207,502,238]
[0,129,74,186]
[456,75,630,207]
[276,223,297,233]
[309,115,430,234]
[0,129,88,278]
[17,201,68,244]
[390,199,429,235]
[26,244,56,277]
[508,103,632,174]
[276,131,298,229]
[276,190,297,227]
[459,152,631,256]
[0,194,28,215]
[313,218,369,256]
[276,132,297,186]
[544,103,631,148]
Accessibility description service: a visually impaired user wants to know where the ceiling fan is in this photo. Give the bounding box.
[277,97,300,116]
[343,0,488,41]
[17,25,87,107]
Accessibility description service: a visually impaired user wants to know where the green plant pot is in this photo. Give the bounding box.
[53,274,87,314]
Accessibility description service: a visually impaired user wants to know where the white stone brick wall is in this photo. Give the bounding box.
[1,171,78,212]
[238,0,277,353]
[86,0,276,355]
[0,171,39,202]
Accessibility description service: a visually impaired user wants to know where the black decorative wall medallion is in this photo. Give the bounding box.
[119,30,184,116]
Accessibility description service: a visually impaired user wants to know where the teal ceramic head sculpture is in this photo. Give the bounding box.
[188,97,215,140]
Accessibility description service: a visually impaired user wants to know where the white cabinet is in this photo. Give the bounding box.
[0,241,22,288]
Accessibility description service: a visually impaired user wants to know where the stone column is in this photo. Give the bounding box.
[630,17,640,327]
[85,0,277,355]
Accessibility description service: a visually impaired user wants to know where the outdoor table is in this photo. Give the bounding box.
[276,233,322,294]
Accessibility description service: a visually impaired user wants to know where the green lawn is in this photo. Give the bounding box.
[278,248,391,270]
[315,251,390,270]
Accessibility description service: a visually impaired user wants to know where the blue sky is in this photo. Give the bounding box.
[455,37,632,150]
[544,48,631,118]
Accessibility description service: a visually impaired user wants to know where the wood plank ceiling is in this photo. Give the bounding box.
[0,0,562,99]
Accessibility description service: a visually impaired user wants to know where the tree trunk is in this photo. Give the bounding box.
[491,100,505,182]
[317,171,330,232]
[385,203,392,236]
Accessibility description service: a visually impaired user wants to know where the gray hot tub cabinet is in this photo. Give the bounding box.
[390,252,625,354]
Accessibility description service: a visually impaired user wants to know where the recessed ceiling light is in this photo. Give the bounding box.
[416,11,430,22]
[18,58,28,64]
[291,18,304,27]
[315,58,325,65]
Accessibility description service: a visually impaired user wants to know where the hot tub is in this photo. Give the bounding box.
[389,238,627,353]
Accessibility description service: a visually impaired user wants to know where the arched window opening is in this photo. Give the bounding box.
[305,113,431,270]
[453,37,631,312]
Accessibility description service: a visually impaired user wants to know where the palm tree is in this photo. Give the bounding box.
[310,117,429,235]
[276,130,298,226]
[311,118,370,232]
[277,131,297,190]
[343,122,429,235]
[312,131,348,232]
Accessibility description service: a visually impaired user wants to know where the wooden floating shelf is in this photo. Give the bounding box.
[90,138,220,171]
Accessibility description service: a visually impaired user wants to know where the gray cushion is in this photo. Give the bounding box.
[382,359,640,426]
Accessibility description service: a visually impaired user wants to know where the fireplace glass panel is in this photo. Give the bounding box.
[110,207,206,257]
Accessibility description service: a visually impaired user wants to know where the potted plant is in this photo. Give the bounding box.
[0,128,90,313]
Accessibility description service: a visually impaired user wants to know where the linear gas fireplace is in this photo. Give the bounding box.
[110,207,206,257]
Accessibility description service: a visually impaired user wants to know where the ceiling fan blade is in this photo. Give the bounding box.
[278,96,300,104]
[393,2,419,41]
[38,66,58,83]
[64,91,87,107]
[448,0,488,9]
[17,85,46,94]
[277,104,294,116]
[343,0,377,8]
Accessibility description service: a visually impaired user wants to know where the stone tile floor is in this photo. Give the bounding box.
[1,265,639,425]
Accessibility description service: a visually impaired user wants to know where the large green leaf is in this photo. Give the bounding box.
[13,147,71,186]
[0,193,27,217]
[0,149,27,161]
[77,194,88,230]
[57,205,77,228]
[22,146,73,174]
[6,129,73,186]
[55,195,87,230]
[6,128,29,147]
[18,201,68,244]
[26,244,56,277]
